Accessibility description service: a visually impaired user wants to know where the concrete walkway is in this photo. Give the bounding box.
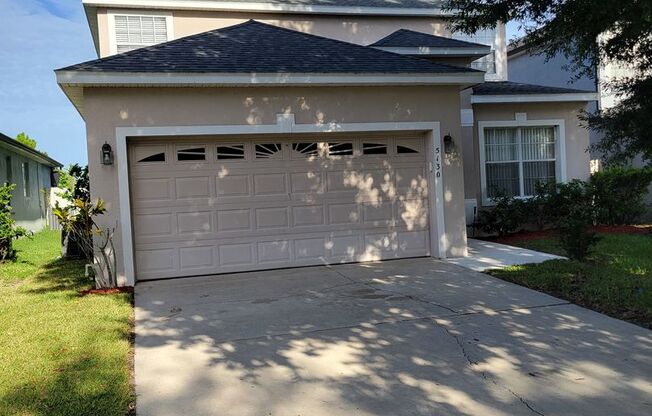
[135,258,652,416]
[445,238,564,271]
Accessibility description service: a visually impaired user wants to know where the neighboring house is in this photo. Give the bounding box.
[0,132,62,232]
[56,0,597,286]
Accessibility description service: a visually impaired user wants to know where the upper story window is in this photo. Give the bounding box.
[453,28,497,75]
[110,11,173,55]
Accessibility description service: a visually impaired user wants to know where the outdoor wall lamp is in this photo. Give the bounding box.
[443,134,454,154]
[101,142,114,165]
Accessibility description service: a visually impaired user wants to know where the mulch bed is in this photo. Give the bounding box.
[492,224,652,244]
[79,286,134,296]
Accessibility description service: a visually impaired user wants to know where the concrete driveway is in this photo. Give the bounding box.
[135,258,652,416]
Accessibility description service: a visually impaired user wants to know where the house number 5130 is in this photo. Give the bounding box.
[434,146,442,178]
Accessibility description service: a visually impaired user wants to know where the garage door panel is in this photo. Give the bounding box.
[216,209,252,232]
[175,176,210,199]
[216,174,250,197]
[130,135,430,280]
[255,207,289,229]
[132,178,171,202]
[253,173,288,196]
[292,205,325,227]
[177,211,213,234]
[218,243,254,266]
[328,203,361,225]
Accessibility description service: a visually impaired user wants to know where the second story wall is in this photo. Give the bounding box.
[94,8,507,80]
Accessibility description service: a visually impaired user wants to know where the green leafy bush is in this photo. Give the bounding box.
[475,193,528,237]
[553,181,600,260]
[590,166,652,225]
[524,182,558,230]
[0,184,28,261]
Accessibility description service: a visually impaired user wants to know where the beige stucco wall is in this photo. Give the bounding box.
[466,102,591,204]
[83,85,467,285]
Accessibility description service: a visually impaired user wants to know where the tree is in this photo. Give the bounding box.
[15,132,37,150]
[444,0,652,165]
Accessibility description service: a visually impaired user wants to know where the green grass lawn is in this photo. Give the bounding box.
[0,230,134,416]
[489,233,652,328]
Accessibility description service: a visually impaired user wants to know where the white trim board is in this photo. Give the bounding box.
[56,71,485,87]
[115,115,447,286]
[477,114,567,206]
[373,46,491,57]
[83,0,454,16]
[471,93,599,104]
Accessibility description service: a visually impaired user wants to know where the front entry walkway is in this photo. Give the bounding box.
[445,238,564,271]
[135,258,651,416]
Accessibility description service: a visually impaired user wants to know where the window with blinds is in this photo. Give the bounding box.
[484,126,556,199]
[114,15,168,54]
[453,28,497,74]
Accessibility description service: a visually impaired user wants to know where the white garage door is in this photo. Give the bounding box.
[129,136,430,280]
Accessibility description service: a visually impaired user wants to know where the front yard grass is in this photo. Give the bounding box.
[0,230,134,415]
[489,232,652,328]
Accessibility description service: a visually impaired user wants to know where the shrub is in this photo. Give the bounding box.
[558,208,600,261]
[0,184,28,261]
[475,193,528,236]
[553,180,600,260]
[524,181,558,230]
[590,166,652,225]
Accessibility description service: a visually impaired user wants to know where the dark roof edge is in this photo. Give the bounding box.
[0,133,63,168]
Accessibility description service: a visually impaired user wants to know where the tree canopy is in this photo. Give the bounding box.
[15,132,37,150]
[444,0,652,165]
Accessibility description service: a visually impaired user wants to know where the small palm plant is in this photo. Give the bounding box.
[54,199,117,288]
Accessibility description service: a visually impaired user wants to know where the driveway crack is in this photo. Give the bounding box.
[432,318,545,416]
[329,267,459,314]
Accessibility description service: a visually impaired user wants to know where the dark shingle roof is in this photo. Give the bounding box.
[58,20,477,74]
[472,81,594,95]
[371,29,489,48]
[0,133,62,168]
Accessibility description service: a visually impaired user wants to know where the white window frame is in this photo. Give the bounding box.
[107,9,174,55]
[478,113,567,206]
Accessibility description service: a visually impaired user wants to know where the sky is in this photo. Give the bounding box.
[0,0,525,166]
[0,0,96,165]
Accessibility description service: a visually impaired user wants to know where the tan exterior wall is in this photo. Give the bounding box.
[83,85,467,284]
[466,102,591,205]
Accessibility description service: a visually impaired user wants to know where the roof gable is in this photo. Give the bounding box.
[58,20,476,75]
[371,29,488,49]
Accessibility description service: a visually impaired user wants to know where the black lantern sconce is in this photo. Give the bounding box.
[101,142,114,165]
[443,134,454,154]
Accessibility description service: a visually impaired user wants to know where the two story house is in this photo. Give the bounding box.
[56,0,597,286]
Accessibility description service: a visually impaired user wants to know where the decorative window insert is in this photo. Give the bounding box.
[22,162,30,197]
[177,147,206,161]
[292,142,319,158]
[138,152,166,163]
[112,13,171,54]
[484,126,556,199]
[255,143,283,159]
[362,142,388,155]
[327,142,353,157]
[217,145,245,160]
